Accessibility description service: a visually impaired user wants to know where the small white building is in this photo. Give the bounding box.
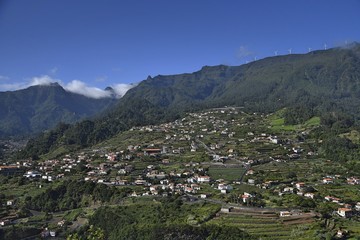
[304,193,315,199]
[295,182,305,190]
[248,179,255,185]
[197,176,211,183]
[200,194,210,199]
[220,207,232,213]
[218,184,233,191]
[23,170,42,178]
[355,202,360,211]
[337,208,352,218]
[0,220,10,226]
[279,211,292,217]
[322,178,334,184]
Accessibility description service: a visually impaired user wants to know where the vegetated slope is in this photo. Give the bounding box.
[20,43,360,158]
[126,43,360,113]
[0,83,116,137]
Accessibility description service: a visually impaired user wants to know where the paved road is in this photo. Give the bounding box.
[195,138,216,155]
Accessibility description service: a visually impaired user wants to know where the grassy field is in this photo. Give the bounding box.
[268,109,320,132]
[270,117,297,131]
[304,116,321,127]
[208,166,246,182]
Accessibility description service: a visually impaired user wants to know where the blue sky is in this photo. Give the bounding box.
[0,0,359,97]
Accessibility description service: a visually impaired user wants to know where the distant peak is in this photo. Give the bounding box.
[31,82,61,88]
[49,82,61,87]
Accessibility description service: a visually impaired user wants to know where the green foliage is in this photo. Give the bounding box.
[321,111,355,131]
[25,180,132,212]
[84,199,251,240]
[17,122,71,159]
[0,226,41,240]
[67,225,105,240]
[322,135,358,162]
[0,83,116,137]
[284,106,314,125]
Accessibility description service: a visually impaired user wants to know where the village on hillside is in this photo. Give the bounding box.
[1,107,360,239]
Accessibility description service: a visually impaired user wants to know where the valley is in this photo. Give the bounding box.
[0,107,359,239]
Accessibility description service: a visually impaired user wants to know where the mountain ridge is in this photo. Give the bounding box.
[121,43,360,112]
[18,43,360,157]
[0,83,117,137]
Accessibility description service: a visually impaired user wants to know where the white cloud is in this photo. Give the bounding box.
[65,81,136,99]
[64,80,112,99]
[0,82,26,91]
[0,75,25,91]
[0,75,60,91]
[112,83,136,98]
[29,75,59,86]
[0,74,135,99]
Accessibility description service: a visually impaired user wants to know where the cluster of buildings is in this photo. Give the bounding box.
[0,106,359,238]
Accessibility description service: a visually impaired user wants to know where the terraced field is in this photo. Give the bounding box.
[208,208,316,240]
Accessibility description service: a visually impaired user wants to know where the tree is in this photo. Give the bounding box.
[67,226,105,240]
[87,225,105,240]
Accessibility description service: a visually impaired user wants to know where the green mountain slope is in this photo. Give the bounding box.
[20,43,360,157]
[0,83,116,137]
[124,44,360,113]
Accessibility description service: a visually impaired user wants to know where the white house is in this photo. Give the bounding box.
[337,208,352,218]
[279,211,292,217]
[355,202,360,211]
[347,177,360,185]
[295,182,305,190]
[283,187,294,193]
[23,170,42,178]
[200,194,210,199]
[241,192,253,203]
[304,193,315,199]
[218,184,233,191]
[325,196,341,204]
[197,176,211,183]
[322,178,334,184]
[248,179,255,185]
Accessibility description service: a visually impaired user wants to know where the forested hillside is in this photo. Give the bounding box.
[0,83,116,137]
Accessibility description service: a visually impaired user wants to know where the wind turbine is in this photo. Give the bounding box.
[308,47,312,53]
[324,43,327,50]
[274,50,278,56]
[288,48,292,54]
